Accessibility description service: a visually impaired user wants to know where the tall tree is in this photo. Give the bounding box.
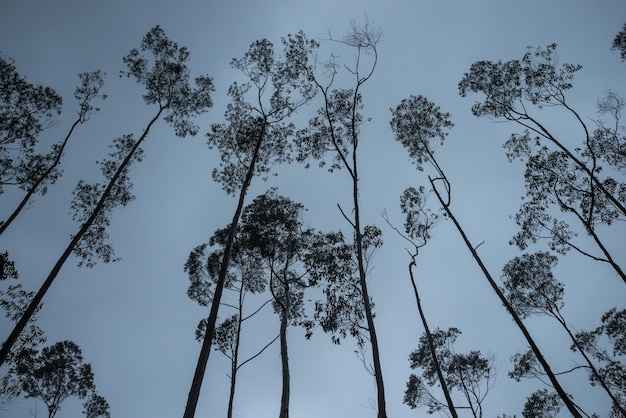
[0,69,106,236]
[238,191,312,418]
[383,188,458,418]
[295,19,388,417]
[185,221,273,418]
[404,327,495,418]
[0,25,214,367]
[183,33,317,418]
[390,94,583,417]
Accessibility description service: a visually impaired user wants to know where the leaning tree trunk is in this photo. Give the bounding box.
[429,177,582,418]
[0,108,163,367]
[408,257,458,418]
[183,125,266,418]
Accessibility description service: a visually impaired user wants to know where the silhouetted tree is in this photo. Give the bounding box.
[186,222,273,418]
[383,188,457,418]
[390,94,582,417]
[0,25,214,367]
[0,69,106,236]
[295,18,388,417]
[1,340,109,418]
[238,191,313,418]
[459,44,626,285]
[0,55,62,198]
[183,33,317,418]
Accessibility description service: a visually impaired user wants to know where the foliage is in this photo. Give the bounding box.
[404,327,494,416]
[521,389,562,418]
[302,229,380,347]
[612,23,626,62]
[0,54,62,195]
[501,252,563,319]
[573,308,626,416]
[121,25,214,137]
[208,33,318,195]
[1,340,108,418]
[389,95,454,172]
[70,134,144,267]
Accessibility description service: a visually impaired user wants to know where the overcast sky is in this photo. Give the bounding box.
[1,1,625,417]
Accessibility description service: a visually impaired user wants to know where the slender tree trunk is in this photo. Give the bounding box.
[279,273,290,418]
[408,258,458,418]
[429,178,583,418]
[0,108,163,367]
[183,125,265,418]
[351,151,387,418]
[0,117,80,236]
[227,287,245,418]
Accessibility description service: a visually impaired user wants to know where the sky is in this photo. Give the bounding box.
[1,1,625,417]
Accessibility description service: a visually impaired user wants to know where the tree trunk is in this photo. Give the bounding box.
[183,125,265,418]
[0,108,163,368]
[279,271,291,418]
[0,117,80,236]
[351,151,387,418]
[408,258,458,418]
[430,177,582,418]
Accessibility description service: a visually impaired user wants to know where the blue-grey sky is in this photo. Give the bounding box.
[1,1,625,417]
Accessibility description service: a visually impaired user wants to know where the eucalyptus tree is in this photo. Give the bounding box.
[383,190,457,417]
[0,55,62,197]
[404,327,495,418]
[502,252,626,415]
[294,19,388,417]
[0,69,106,236]
[0,25,214,367]
[183,33,317,418]
[185,221,272,418]
[458,44,626,285]
[0,339,109,418]
[390,94,582,417]
[237,191,312,418]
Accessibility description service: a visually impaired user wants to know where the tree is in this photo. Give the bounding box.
[404,327,495,418]
[0,25,214,367]
[185,218,274,418]
[0,55,62,197]
[502,252,626,415]
[237,191,312,418]
[0,69,106,236]
[383,187,458,417]
[183,32,317,418]
[390,94,583,417]
[458,44,626,285]
[1,340,109,418]
[294,18,388,418]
